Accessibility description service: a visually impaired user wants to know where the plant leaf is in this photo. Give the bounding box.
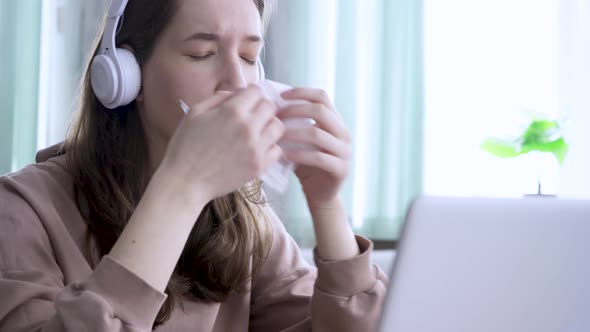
[481,138,522,159]
[522,137,569,165]
[522,119,560,145]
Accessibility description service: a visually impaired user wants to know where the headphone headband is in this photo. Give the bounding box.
[108,0,128,17]
[99,0,127,59]
[258,59,266,81]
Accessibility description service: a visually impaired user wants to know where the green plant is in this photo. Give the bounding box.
[481,119,569,165]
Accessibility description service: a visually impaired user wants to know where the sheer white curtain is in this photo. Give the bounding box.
[0,1,42,174]
[263,0,424,246]
[558,0,590,198]
[1,0,106,175]
[37,0,107,151]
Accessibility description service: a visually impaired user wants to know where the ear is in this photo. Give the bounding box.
[120,44,144,102]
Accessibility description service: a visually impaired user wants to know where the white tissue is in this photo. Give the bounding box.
[178,80,315,194]
[259,80,315,193]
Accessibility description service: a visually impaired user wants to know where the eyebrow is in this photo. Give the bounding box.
[184,32,262,44]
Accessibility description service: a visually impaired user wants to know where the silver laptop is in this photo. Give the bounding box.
[378,196,590,332]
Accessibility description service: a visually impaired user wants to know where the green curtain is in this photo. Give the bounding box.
[0,0,42,175]
[264,0,423,246]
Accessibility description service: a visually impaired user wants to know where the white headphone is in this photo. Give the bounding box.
[257,57,266,81]
[91,0,266,110]
[91,0,140,109]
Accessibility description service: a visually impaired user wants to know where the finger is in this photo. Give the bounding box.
[250,98,278,134]
[221,84,266,116]
[281,87,340,118]
[282,127,349,159]
[261,144,283,171]
[260,117,286,148]
[283,150,348,179]
[278,104,351,143]
[188,91,234,116]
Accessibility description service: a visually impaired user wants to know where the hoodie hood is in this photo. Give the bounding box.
[35,142,65,163]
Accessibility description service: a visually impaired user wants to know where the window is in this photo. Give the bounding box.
[423,0,590,198]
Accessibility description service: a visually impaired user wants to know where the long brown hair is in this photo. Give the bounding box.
[63,0,275,328]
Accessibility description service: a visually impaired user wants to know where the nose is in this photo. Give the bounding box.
[215,56,248,92]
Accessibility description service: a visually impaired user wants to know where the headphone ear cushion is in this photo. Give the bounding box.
[116,48,142,107]
[257,60,266,82]
[90,54,119,107]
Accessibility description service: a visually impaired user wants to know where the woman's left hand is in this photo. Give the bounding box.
[278,88,352,208]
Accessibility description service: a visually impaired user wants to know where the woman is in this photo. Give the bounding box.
[0,0,388,330]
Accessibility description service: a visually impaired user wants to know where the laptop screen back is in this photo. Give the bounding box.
[379,196,590,332]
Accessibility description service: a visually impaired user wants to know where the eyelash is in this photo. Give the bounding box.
[189,54,211,60]
[242,58,257,66]
[189,54,257,65]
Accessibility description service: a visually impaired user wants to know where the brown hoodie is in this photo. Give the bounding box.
[0,145,388,331]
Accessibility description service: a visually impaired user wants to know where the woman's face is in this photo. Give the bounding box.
[137,0,263,157]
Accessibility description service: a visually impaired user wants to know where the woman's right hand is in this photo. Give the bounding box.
[158,84,285,204]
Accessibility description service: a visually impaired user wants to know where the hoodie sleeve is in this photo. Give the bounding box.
[249,205,389,332]
[0,177,167,332]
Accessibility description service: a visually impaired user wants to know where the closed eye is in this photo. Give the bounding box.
[188,54,257,65]
[242,57,257,65]
[189,54,214,61]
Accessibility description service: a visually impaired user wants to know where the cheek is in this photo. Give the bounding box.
[140,69,183,141]
[140,60,214,140]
